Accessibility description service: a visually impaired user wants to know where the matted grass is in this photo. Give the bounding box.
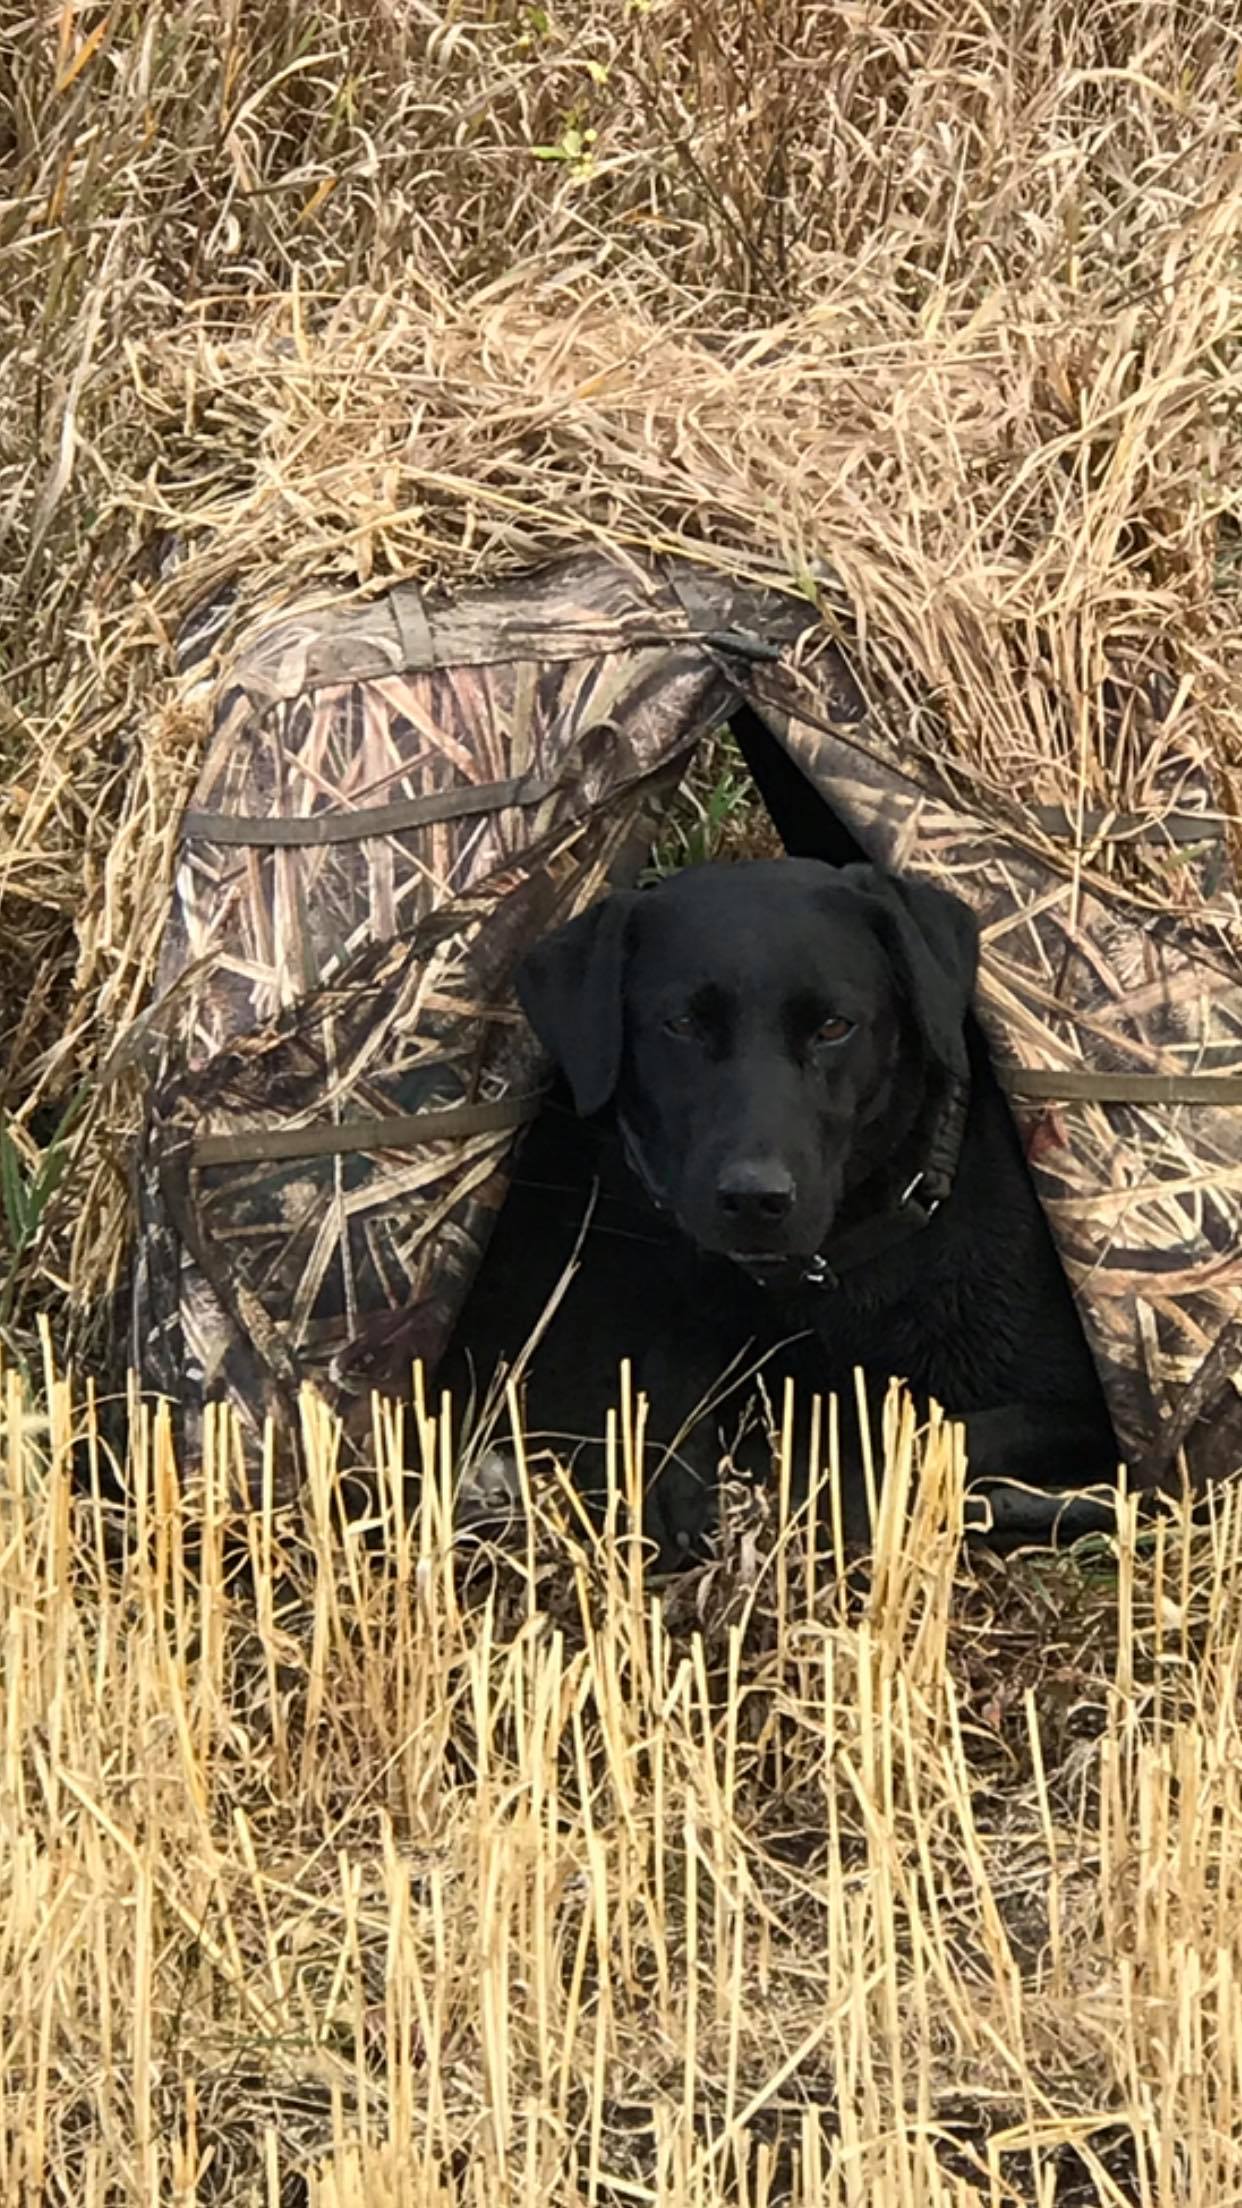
[2,1362,1241,2205]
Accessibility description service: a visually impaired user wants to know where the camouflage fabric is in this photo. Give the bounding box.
[760,673,1242,1490]
[132,547,1242,1493]
[131,554,816,1478]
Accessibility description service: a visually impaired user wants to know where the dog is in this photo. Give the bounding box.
[440,859,1120,1564]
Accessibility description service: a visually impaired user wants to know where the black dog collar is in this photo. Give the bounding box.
[736,1069,971,1294]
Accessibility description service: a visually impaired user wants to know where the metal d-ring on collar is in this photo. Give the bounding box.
[794,1072,968,1290]
[797,1168,942,1292]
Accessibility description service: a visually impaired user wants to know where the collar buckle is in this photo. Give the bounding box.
[801,1253,836,1290]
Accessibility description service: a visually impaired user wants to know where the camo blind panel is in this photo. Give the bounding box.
[757,670,1242,1491]
[134,544,1242,1494]
[132,553,815,1476]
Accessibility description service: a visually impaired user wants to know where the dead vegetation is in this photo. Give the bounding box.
[7,1368,1237,2199]
[3,1367,1242,2206]
[3,0,1240,1164]
[2,0,1242,2198]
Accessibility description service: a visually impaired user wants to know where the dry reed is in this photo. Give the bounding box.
[2,0,1240,1330]
[1,1361,1240,2204]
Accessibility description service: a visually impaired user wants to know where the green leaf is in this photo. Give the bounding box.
[0,1120,31,1243]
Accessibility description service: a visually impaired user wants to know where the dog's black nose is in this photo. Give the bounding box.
[715,1159,796,1229]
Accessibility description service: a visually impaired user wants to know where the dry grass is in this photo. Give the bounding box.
[3,1362,1242,2205]
[3,1,1242,2198]
[3,0,1240,1162]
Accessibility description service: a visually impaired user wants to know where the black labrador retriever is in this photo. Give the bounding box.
[441,858,1119,1561]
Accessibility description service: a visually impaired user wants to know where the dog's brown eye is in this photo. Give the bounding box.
[663,1012,697,1040]
[814,1015,854,1047]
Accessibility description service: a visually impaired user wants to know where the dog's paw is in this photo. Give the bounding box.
[964,1481,1117,1551]
[456,1445,523,1532]
[644,1452,720,1572]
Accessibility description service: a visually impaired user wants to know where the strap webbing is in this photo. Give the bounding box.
[389,584,437,670]
[182,773,555,849]
[192,1093,542,1169]
[1030,802,1228,846]
[1002,1068,1242,1106]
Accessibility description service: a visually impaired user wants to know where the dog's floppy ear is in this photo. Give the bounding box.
[515,891,639,1117]
[842,864,979,1079]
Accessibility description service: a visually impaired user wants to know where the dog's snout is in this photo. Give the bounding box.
[715,1159,796,1229]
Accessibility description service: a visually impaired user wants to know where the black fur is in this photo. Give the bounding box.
[441,859,1119,1564]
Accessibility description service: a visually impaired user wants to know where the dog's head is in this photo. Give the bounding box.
[517,858,978,1266]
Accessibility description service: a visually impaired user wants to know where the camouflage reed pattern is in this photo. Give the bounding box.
[767,677,1242,1489]
[132,555,810,1475]
[132,549,1242,1494]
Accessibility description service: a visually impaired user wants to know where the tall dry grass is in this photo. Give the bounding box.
[3,1359,1242,2205]
[3,0,1240,1157]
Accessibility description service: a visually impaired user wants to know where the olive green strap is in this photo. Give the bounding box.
[1003,1067,1242,1106]
[192,1093,542,1168]
[191,1065,1242,1178]
[182,773,555,849]
[1030,803,1226,846]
